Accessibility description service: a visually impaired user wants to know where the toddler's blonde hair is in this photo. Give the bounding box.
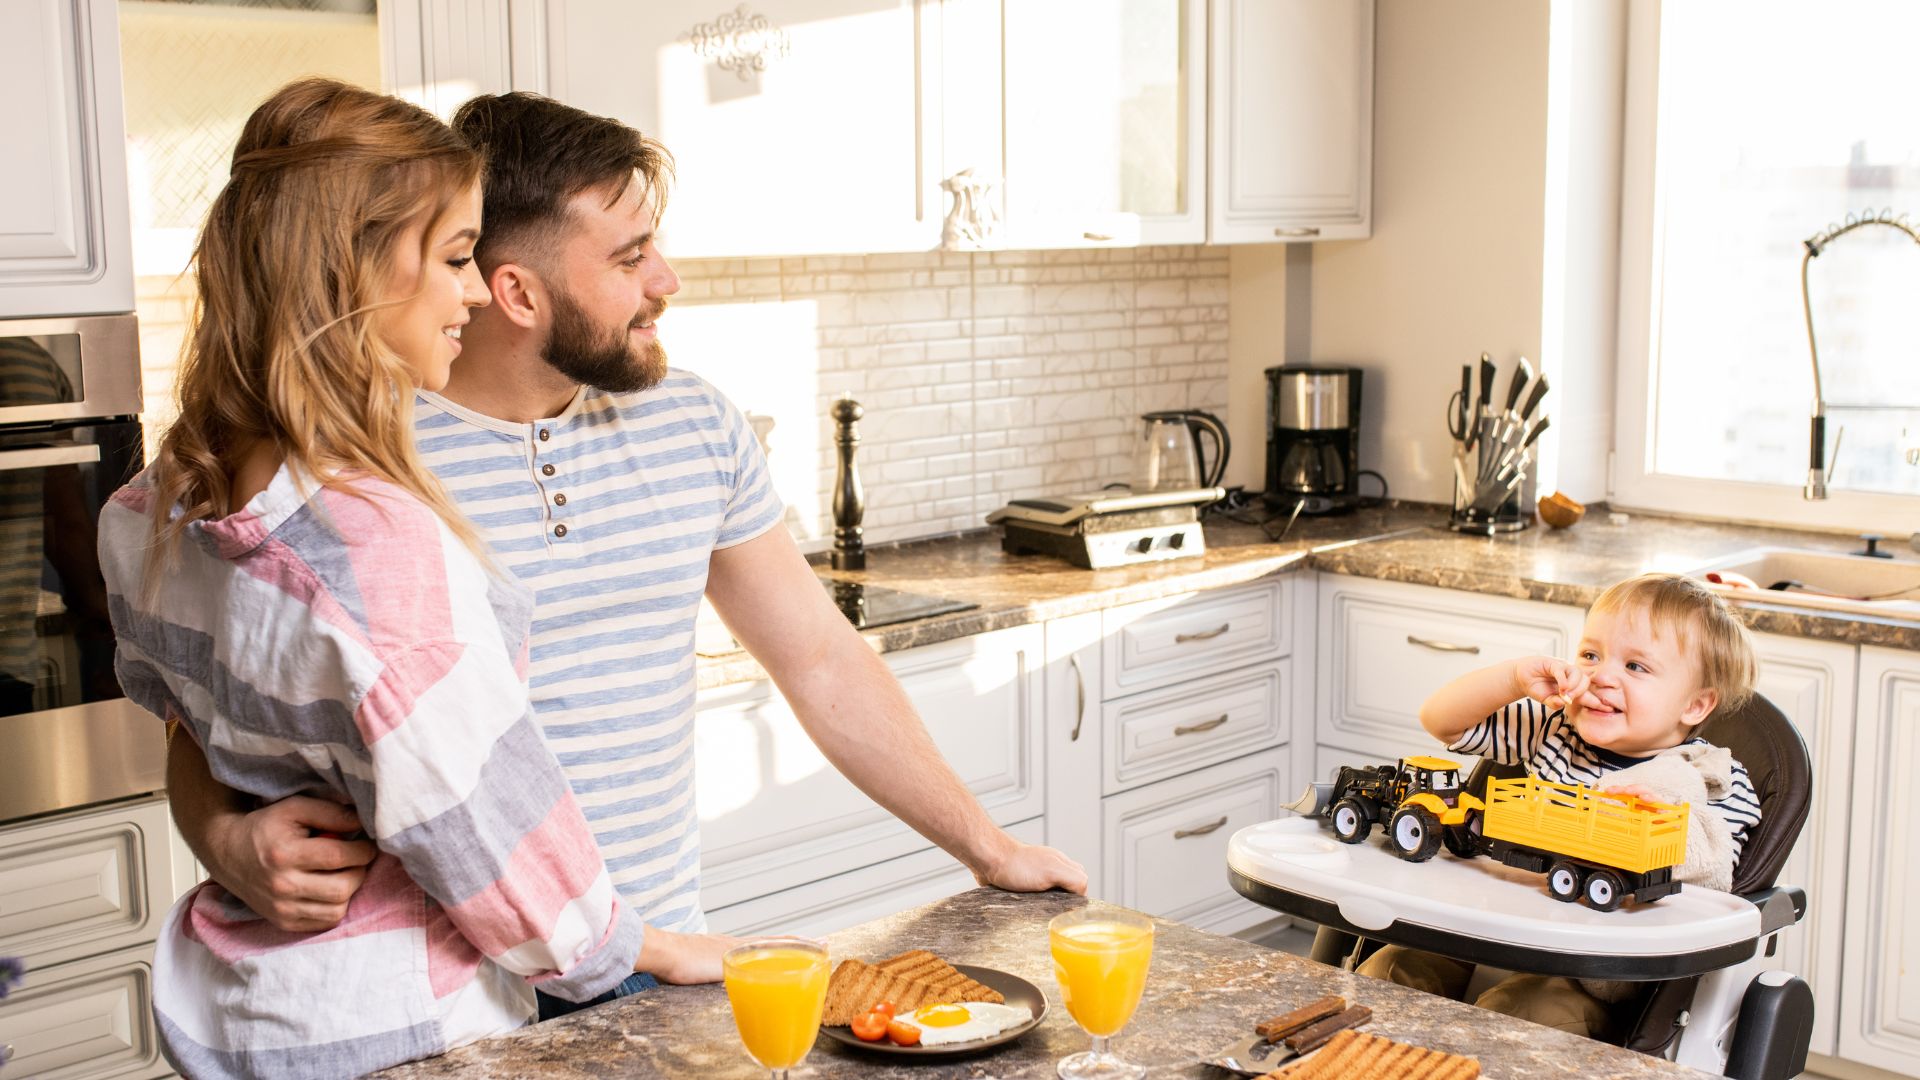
[1590,573,1756,717]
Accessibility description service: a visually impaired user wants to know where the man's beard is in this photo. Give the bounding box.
[540,292,668,393]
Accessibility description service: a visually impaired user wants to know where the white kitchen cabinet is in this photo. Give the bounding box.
[1102,665,1285,795]
[1315,575,1584,761]
[0,0,134,317]
[1837,645,1920,1075]
[1101,577,1292,698]
[694,623,1044,911]
[1747,631,1855,1060]
[1207,0,1373,244]
[543,0,948,257]
[0,945,165,1080]
[996,0,1207,249]
[1101,752,1283,935]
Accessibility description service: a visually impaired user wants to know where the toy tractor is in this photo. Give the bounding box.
[1284,755,1485,861]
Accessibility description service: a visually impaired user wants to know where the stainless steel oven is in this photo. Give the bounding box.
[0,313,165,825]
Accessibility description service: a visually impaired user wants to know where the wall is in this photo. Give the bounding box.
[637,247,1230,549]
[1311,0,1551,507]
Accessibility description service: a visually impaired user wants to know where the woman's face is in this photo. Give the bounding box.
[376,182,488,392]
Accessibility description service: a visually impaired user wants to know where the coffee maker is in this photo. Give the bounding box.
[1264,365,1362,514]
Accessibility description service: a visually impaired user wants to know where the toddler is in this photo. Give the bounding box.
[1357,573,1762,1037]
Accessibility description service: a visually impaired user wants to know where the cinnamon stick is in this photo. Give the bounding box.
[1254,995,1345,1042]
[1284,1004,1373,1053]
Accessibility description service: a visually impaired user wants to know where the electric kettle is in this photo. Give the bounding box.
[1134,410,1231,492]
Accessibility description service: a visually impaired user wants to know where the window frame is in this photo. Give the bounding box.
[1611,0,1920,534]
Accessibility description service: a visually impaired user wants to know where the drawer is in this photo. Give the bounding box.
[696,624,1045,910]
[1103,666,1286,796]
[1101,754,1283,932]
[1317,577,1583,758]
[706,818,1046,939]
[0,944,166,1080]
[0,797,173,971]
[1101,579,1291,698]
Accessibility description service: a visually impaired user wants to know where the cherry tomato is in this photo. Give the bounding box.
[886,1019,922,1047]
[850,1011,889,1042]
[871,1001,897,1019]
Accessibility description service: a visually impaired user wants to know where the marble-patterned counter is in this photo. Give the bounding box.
[370,888,1712,1079]
[697,504,1919,688]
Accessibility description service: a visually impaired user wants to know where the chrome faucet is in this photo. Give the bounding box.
[1799,209,1920,499]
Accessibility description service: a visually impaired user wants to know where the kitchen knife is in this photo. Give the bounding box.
[1488,416,1551,487]
[1519,375,1550,423]
[1476,353,1497,418]
[1503,356,1533,421]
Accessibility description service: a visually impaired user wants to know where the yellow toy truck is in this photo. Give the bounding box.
[1287,756,1691,911]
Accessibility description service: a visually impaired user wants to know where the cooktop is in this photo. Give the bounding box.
[821,578,977,630]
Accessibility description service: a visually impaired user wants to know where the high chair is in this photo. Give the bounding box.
[1226,693,1814,1080]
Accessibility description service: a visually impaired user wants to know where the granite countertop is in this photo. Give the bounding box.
[697,504,1920,687]
[371,888,1711,1079]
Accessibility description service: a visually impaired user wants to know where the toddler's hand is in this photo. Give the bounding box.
[1514,656,1589,712]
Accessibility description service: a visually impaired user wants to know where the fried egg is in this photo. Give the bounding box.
[904,1001,1034,1046]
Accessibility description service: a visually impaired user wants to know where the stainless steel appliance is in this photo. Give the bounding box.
[1264,366,1362,515]
[0,313,161,825]
[987,486,1224,569]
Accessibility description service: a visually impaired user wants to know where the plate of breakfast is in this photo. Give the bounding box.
[817,949,1047,1058]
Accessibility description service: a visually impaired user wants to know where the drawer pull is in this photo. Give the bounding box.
[1173,714,1230,736]
[1405,634,1481,655]
[1275,226,1322,237]
[1175,623,1231,643]
[1083,231,1113,241]
[1174,816,1229,840]
[1069,654,1086,742]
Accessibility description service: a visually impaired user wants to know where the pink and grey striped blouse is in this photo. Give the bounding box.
[97,466,645,1079]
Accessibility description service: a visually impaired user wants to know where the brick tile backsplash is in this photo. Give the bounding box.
[675,245,1229,550]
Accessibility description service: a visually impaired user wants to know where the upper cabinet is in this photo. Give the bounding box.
[546,0,947,257]
[997,0,1207,249]
[504,0,1371,257]
[1208,0,1373,243]
[0,0,134,318]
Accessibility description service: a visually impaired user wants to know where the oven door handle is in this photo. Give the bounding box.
[0,444,102,471]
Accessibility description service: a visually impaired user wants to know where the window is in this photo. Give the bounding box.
[1615,0,1920,529]
[118,0,382,451]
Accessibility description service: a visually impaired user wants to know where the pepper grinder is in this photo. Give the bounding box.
[831,395,866,570]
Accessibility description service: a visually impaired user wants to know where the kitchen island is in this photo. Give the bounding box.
[371,889,1709,1079]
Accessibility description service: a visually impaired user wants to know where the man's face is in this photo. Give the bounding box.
[539,177,678,393]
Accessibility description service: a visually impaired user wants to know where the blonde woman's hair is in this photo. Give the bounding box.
[145,78,484,576]
[1590,573,1757,718]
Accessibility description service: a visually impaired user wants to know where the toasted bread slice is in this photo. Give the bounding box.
[1268,1029,1480,1080]
[821,959,946,1026]
[875,949,1005,1005]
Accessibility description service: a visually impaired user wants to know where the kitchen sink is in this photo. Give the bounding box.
[1688,546,1920,619]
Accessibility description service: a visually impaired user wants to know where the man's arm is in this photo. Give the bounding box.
[706,526,1086,894]
[166,731,376,932]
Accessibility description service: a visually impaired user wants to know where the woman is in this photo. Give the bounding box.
[97,79,644,1078]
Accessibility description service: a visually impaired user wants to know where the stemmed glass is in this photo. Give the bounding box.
[722,936,831,1079]
[1048,908,1154,1080]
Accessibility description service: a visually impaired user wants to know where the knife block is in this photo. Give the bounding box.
[1449,451,1532,535]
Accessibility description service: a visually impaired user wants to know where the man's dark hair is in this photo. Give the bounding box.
[450,92,673,270]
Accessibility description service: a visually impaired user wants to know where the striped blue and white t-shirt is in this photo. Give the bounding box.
[1449,699,1763,865]
[414,370,784,932]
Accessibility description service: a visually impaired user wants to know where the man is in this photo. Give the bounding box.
[165,91,1085,1017]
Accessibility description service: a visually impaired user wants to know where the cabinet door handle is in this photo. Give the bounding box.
[1274,226,1322,238]
[0,443,101,471]
[1175,623,1231,643]
[1173,714,1229,736]
[1174,816,1229,840]
[1405,634,1481,655]
[1069,653,1086,742]
[1082,231,1113,241]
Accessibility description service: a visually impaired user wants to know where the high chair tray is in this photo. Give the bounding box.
[1227,817,1764,980]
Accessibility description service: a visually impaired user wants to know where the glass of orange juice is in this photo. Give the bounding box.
[722,937,831,1078]
[1049,907,1154,1080]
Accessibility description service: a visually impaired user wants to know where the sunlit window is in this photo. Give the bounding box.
[118,0,381,449]
[1644,0,1920,499]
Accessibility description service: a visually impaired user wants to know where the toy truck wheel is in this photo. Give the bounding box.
[1331,797,1370,843]
[1389,806,1442,862]
[1442,822,1479,859]
[1546,860,1583,902]
[1583,869,1627,912]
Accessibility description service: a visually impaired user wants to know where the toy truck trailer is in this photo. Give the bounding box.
[1473,775,1689,911]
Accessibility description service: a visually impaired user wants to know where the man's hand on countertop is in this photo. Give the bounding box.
[973,839,1088,895]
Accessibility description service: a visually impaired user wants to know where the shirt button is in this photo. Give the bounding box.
[538,428,550,442]
[541,464,555,476]
[554,493,567,506]
[553,523,568,538]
